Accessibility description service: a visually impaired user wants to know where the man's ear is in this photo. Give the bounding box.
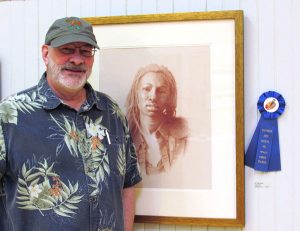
[41,45,49,65]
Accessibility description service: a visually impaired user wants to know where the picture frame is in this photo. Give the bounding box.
[85,10,244,227]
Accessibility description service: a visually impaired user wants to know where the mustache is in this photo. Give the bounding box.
[62,63,87,72]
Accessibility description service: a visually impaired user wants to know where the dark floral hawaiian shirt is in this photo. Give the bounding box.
[0,73,142,231]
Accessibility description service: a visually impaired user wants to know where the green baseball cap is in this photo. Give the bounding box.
[45,17,99,49]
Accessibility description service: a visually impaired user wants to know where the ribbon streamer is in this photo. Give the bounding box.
[245,91,285,172]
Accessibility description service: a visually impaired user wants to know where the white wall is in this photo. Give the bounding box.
[0,0,299,231]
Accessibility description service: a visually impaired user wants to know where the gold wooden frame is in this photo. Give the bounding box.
[85,10,244,227]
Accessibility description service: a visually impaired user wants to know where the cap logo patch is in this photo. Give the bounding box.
[65,18,82,30]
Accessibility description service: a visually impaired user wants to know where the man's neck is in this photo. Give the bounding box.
[140,115,163,134]
[54,88,87,111]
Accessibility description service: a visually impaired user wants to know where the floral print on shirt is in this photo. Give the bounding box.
[17,159,83,217]
[49,114,111,197]
[0,92,45,162]
[0,73,142,231]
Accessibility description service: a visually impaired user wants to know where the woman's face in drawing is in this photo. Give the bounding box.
[137,72,170,118]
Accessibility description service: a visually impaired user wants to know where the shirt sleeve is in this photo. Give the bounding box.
[123,117,142,188]
[0,123,6,179]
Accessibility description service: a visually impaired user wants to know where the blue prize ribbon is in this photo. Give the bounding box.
[245,91,285,172]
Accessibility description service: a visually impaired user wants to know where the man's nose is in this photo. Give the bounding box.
[69,49,85,65]
[148,89,157,100]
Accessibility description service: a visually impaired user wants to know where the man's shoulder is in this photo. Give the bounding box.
[1,85,38,103]
[18,85,37,94]
[93,91,120,108]
[0,84,44,125]
[161,117,189,139]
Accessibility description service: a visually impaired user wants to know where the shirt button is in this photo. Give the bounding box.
[89,196,97,202]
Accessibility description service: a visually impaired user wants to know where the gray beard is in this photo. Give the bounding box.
[47,58,92,90]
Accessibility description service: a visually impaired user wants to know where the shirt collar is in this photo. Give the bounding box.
[37,72,105,111]
[134,125,169,149]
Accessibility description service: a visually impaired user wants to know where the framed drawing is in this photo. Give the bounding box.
[85,10,244,227]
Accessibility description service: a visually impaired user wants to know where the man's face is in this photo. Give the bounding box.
[137,72,170,118]
[42,42,94,94]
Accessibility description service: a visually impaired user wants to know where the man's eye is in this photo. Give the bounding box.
[157,88,167,94]
[142,86,152,92]
[60,48,74,54]
[80,49,92,56]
